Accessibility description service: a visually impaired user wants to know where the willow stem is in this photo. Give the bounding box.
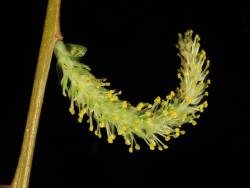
[9,0,63,187]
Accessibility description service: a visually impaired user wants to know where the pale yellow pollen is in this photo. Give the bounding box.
[111,134,116,140]
[62,91,67,97]
[107,137,113,144]
[158,146,163,151]
[69,105,75,115]
[150,146,155,150]
[192,121,197,126]
[180,130,186,135]
[174,132,180,138]
[177,73,182,79]
[125,139,131,145]
[150,140,156,147]
[154,96,161,104]
[135,144,140,150]
[122,101,128,109]
[171,111,177,118]
[170,91,175,97]
[165,129,171,135]
[129,147,133,153]
[117,129,123,135]
[165,136,171,141]
[89,124,94,132]
[99,122,105,128]
[147,104,153,108]
[136,102,144,111]
[145,111,152,117]
[207,79,211,84]
[98,133,102,138]
[163,145,169,149]
[185,96,192,103]
[78,108,87,123]
[107,90,115,98]
[111,96,118,102]
[175,128,180,133]
[203,101,208,108]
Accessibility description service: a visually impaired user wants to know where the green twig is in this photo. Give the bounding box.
[3,0,63,187]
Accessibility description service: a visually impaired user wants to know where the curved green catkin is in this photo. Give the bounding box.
[54,30,211,152]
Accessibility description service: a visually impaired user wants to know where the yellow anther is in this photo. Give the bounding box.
[154,96,161,104]
[78,108,87,122]
[98,133,102,138]
[122,126,128,131]
[122,101,128,109]
[165,136,171,141]
[203,101,208,108]
[172,111,177,118]
[158,146,163,151]
[107,93,112,98]
[198,66,202,72]
[150,140,156,147]
[185,96,192,103]
[195,114,201,119]
[165,129,171,135]
[145,111,152,117]
[195,34,200,41]
[207,79,211,84]
[117,129,123,135]
[62,92,67,97]
[150,146,155,150]
[111,96,118,102]
[180,130,186,135]
[89,125,94,132]
[94,130,98,136]
[163,111,169,116]
[79,108,87,116]
[135,144,140,150]
[107,137,113,144]
[125,139,131,145]
[101,82,111,86]
[205,91,209,96]
[163,145,169,149]
[147,104,153,108]
[136,102,144,111]
[99,122,105,128]
[133,126,140,133]
[174,132,180,138]
[129,147,133,153]
[146,118,152,125]
[182,114,187,121]
[175,128,180,133]
[177,73,182,79]
[107,90,113,98]
[78,117,83,123]
[170,91,175,97]
[192,121,197,126]
[111,134,116,140]
[69,105,75,115]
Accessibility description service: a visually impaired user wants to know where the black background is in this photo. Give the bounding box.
[0,0,249,187]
